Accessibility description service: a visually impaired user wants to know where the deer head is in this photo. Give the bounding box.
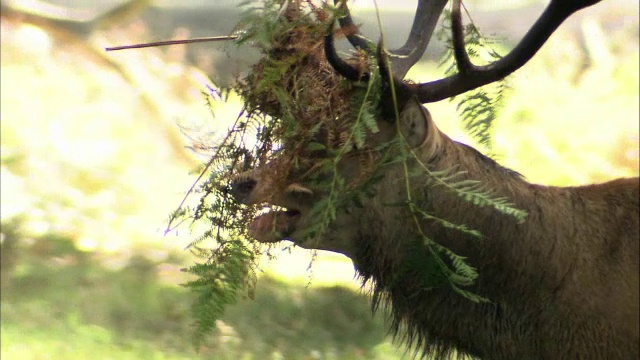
[229,0,605,260]
[228,1,638,358]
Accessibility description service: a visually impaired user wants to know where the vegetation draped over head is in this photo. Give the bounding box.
[167,0,524,345]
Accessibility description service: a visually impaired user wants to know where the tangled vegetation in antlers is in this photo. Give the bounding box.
[236,1,383,189]
[168,0,520,344]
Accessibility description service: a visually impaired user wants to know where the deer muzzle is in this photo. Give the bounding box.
[228,175,313,243]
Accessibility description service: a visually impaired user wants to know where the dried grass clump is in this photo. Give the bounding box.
[234,0,373,188]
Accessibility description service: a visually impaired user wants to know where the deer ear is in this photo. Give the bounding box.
[398,97,430,148]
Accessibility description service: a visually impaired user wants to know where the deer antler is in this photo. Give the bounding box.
[324,18,369,81]
[333,0,447,79]
[414,0,603,102]
[333,0,369,52]
[328,0,603,103]
[384,0,448,79]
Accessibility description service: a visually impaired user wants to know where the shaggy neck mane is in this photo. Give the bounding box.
[349,138,639,359]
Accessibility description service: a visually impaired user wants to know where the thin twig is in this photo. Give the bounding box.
[105,35,238,51]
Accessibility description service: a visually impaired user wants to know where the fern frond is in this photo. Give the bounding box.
[436,9,509,151]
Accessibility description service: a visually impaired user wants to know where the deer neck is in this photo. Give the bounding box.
[350,133,638,357]
[352,124,583,304]
[412,133,574,297]
[346,134,565,357]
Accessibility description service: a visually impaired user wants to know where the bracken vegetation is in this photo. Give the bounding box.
[168,0,526,344]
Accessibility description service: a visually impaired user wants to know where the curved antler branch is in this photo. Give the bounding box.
[324,25,412,120]
[334,0,370,51]
[415,0,603,103]
[333,0,448,79]
[386,0,448,79]
[324,19,369,81]
[451,0,475,74]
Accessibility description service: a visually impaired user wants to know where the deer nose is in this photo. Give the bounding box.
[228,178,257,203]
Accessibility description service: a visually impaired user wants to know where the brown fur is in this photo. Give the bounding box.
[232,98,640,359]
[227,2,638,357]
[351,122,639,358]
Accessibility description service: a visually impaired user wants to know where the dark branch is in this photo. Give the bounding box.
[415,0,603,103]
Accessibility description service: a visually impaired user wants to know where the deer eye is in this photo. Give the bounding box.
[229,178,256,199]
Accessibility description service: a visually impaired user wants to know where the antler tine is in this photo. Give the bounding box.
[414,0,603,103]
[334,0,448,79]
[334,0,370,51]
[450,0,474,74]
[324,18,369,81]
[386,0,448,79]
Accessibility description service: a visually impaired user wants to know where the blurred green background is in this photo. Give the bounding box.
[1,1,638,359]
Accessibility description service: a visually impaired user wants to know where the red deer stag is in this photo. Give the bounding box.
[229,0,639,358]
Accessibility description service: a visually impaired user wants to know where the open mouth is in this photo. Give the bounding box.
[248,208,301,243]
